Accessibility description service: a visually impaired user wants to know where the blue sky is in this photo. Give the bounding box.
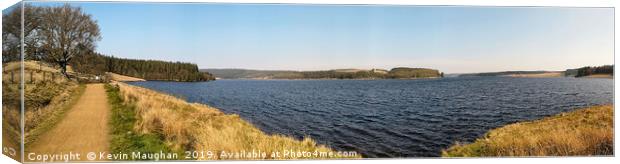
[28,2,613,73]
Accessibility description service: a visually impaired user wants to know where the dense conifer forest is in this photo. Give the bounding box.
[71,52,215,81]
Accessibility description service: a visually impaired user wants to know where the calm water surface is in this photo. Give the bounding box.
[129,77,613,157]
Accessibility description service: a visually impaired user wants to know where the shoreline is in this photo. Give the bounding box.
[184,77,441,81]
[108,82,359,160]
[442,105,613,157]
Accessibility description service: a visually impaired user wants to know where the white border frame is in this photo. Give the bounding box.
[1,1,617,164]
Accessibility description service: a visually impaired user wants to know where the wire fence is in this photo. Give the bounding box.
[2,70,109,84]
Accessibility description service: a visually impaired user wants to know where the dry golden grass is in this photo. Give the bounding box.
[3,60,74,73]
[442,105,613,157]
[582,74,613,79]
[115,83,357,160]
[3,61,72,84]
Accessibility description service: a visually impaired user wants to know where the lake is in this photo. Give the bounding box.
[128,77,613,157]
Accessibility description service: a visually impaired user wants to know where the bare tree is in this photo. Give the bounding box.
[2,8,19,64]
[2,6,21,65]
[38,4,101,77]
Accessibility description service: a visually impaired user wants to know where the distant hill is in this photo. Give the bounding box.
[459,71,562,77]
[202,67,442,79]
[200,69,300,79]
[459,65,614,78]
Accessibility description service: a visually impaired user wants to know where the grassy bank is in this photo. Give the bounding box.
[108,83,357,160]
[24,83,86,145]
[442,105,613,157]
[105,84,175,160]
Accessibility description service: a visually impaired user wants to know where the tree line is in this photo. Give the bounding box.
[3,4,211,82]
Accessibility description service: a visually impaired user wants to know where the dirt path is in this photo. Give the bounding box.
[27,84,110,162]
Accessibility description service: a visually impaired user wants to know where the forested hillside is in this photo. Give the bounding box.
[71,52,215,82]
[388,67,442,78]
[566,65,613,77]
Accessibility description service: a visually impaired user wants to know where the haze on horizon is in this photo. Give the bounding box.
[30,2,615,73]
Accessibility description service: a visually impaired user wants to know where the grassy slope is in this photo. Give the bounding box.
[506,72,564,78]
[107,72,146,82]
[442,105,613,157]
[109,82,359,160]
